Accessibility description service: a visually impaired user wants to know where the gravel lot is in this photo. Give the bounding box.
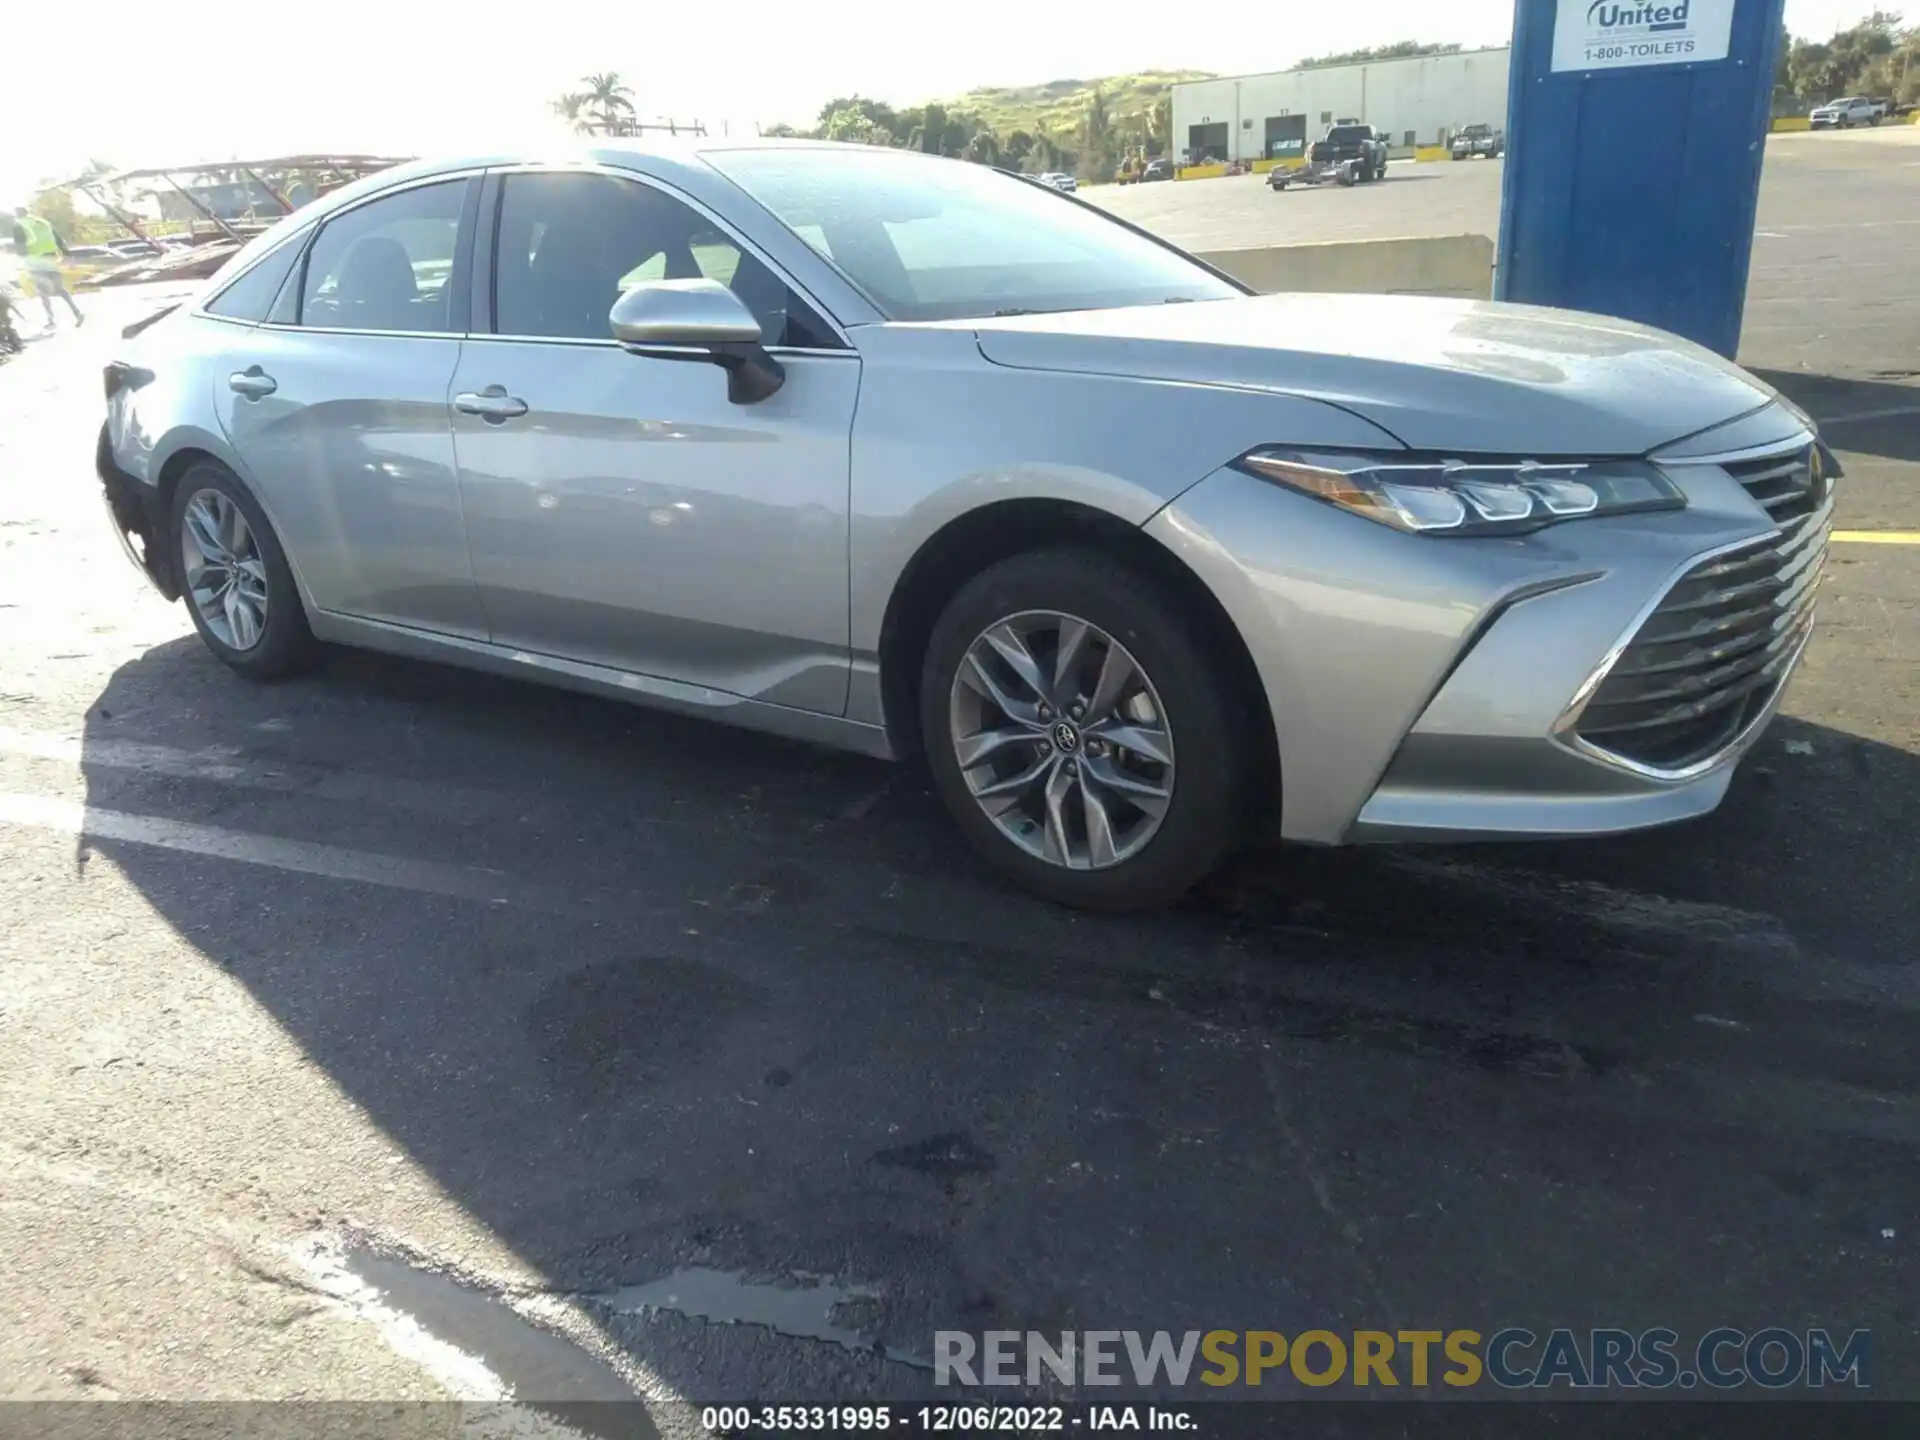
[1,129,1915,1424]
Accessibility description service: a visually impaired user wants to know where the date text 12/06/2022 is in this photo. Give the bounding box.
[701,1407,1192,1433]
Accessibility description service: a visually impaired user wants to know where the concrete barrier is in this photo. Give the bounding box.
[1415,144,1450,162]
[1176,163,1227,181]
[1196,233,1495,299]
[1771,116,1812,132]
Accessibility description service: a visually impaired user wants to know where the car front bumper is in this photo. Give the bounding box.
[1144,424,1829,845]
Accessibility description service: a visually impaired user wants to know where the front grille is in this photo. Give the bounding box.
[1572,444,1830,772]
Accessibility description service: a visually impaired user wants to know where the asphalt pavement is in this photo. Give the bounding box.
[0,131,1915,1425]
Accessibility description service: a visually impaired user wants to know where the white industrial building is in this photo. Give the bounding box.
[1171,47,1511,165]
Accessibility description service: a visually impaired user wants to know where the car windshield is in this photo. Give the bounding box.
[1326,126,1371,144]
[706,146,1240,322]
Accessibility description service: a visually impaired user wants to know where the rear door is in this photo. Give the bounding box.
[446,167,859,714]
[213,175,487,638]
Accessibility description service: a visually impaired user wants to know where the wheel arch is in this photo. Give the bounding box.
[875,497,1279,814]
[152,442,318,614]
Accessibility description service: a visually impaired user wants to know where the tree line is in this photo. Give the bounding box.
[1776,12,1919,109]
[550,74,1172,183]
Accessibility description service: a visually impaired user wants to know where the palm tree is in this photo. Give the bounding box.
[580,72,637,136]
[551,91,594,134]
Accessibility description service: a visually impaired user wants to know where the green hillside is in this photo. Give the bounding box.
[940,71,1213,138]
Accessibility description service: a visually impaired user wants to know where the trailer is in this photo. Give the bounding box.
[1268,122,1387,191]
[1267,156,1366,190]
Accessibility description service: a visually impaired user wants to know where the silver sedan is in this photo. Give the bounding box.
[97,140,1834,909]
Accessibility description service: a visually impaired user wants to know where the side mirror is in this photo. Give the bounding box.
[609,278,785,404]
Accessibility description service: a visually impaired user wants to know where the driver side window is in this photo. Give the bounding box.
[492,171,839,348]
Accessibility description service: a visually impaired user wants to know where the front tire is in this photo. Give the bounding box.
[171,460,318,679]
[919,549,1252,910]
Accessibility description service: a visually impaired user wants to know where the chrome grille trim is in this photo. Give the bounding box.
[1557,441,1832,779]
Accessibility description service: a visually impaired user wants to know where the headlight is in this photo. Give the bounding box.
[1236,450,1686,535]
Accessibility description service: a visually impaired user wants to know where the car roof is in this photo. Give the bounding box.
[273,136,898,235]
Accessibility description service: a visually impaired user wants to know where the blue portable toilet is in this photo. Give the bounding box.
[1495,0,1788,358]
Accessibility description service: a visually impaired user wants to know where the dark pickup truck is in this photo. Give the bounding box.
[1307,123,1387,182]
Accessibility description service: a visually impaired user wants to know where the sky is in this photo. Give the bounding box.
[2,0,1890,207]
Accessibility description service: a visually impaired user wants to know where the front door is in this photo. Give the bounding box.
[217,176,486,639]
[449,169,858,715]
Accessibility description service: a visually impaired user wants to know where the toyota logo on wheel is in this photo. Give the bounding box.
[1051,721,1082,753]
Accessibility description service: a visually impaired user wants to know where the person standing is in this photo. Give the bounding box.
[10,206,84,330]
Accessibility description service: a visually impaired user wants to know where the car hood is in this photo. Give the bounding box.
[961,293,1778,456]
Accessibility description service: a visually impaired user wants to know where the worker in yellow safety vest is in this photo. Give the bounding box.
[8,207,84,330]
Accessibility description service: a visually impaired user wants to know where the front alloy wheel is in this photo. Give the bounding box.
[919,548,1252,910]
[182,487,270,651]
[949,611,1175,870]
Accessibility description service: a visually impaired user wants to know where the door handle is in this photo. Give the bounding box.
[228,366,277,399]
[453,385,529,422]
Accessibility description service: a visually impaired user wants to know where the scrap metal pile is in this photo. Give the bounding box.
[61,155,411,289]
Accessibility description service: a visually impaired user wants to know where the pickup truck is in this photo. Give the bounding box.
[1809,96,1888,129]
[1306,123,1387,181]
[1449,123,1504,159]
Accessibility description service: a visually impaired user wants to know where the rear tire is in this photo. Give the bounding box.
[919,548,1253,911]
[170,460,318,680]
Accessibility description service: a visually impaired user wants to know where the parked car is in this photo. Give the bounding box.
[1308,123,1388,181]
[1036,171,1077,192]
[1449,123,1505,159]
[1143,158,1174,182]
[97,140,1836,909]
[1809,96,1887,128]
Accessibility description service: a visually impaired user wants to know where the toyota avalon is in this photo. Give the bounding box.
[96,140,1834,909]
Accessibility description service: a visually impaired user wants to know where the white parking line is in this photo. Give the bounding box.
[0,791,540,909]
[0,724,525,825]
[1765,217,1920,231]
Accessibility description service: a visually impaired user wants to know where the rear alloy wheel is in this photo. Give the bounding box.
[920,549,1250,909]
[182,488,270,651]
[172,461,317,679]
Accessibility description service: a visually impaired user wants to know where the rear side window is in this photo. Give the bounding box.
[300,180,466,333]
[203,238,303,322]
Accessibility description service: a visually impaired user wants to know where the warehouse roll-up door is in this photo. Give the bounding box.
[1185,122,1228,163]
[1264,115,1307,161]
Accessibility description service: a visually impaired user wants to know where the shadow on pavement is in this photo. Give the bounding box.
[1751,368,1920,463]
[75,636,1920,1399]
